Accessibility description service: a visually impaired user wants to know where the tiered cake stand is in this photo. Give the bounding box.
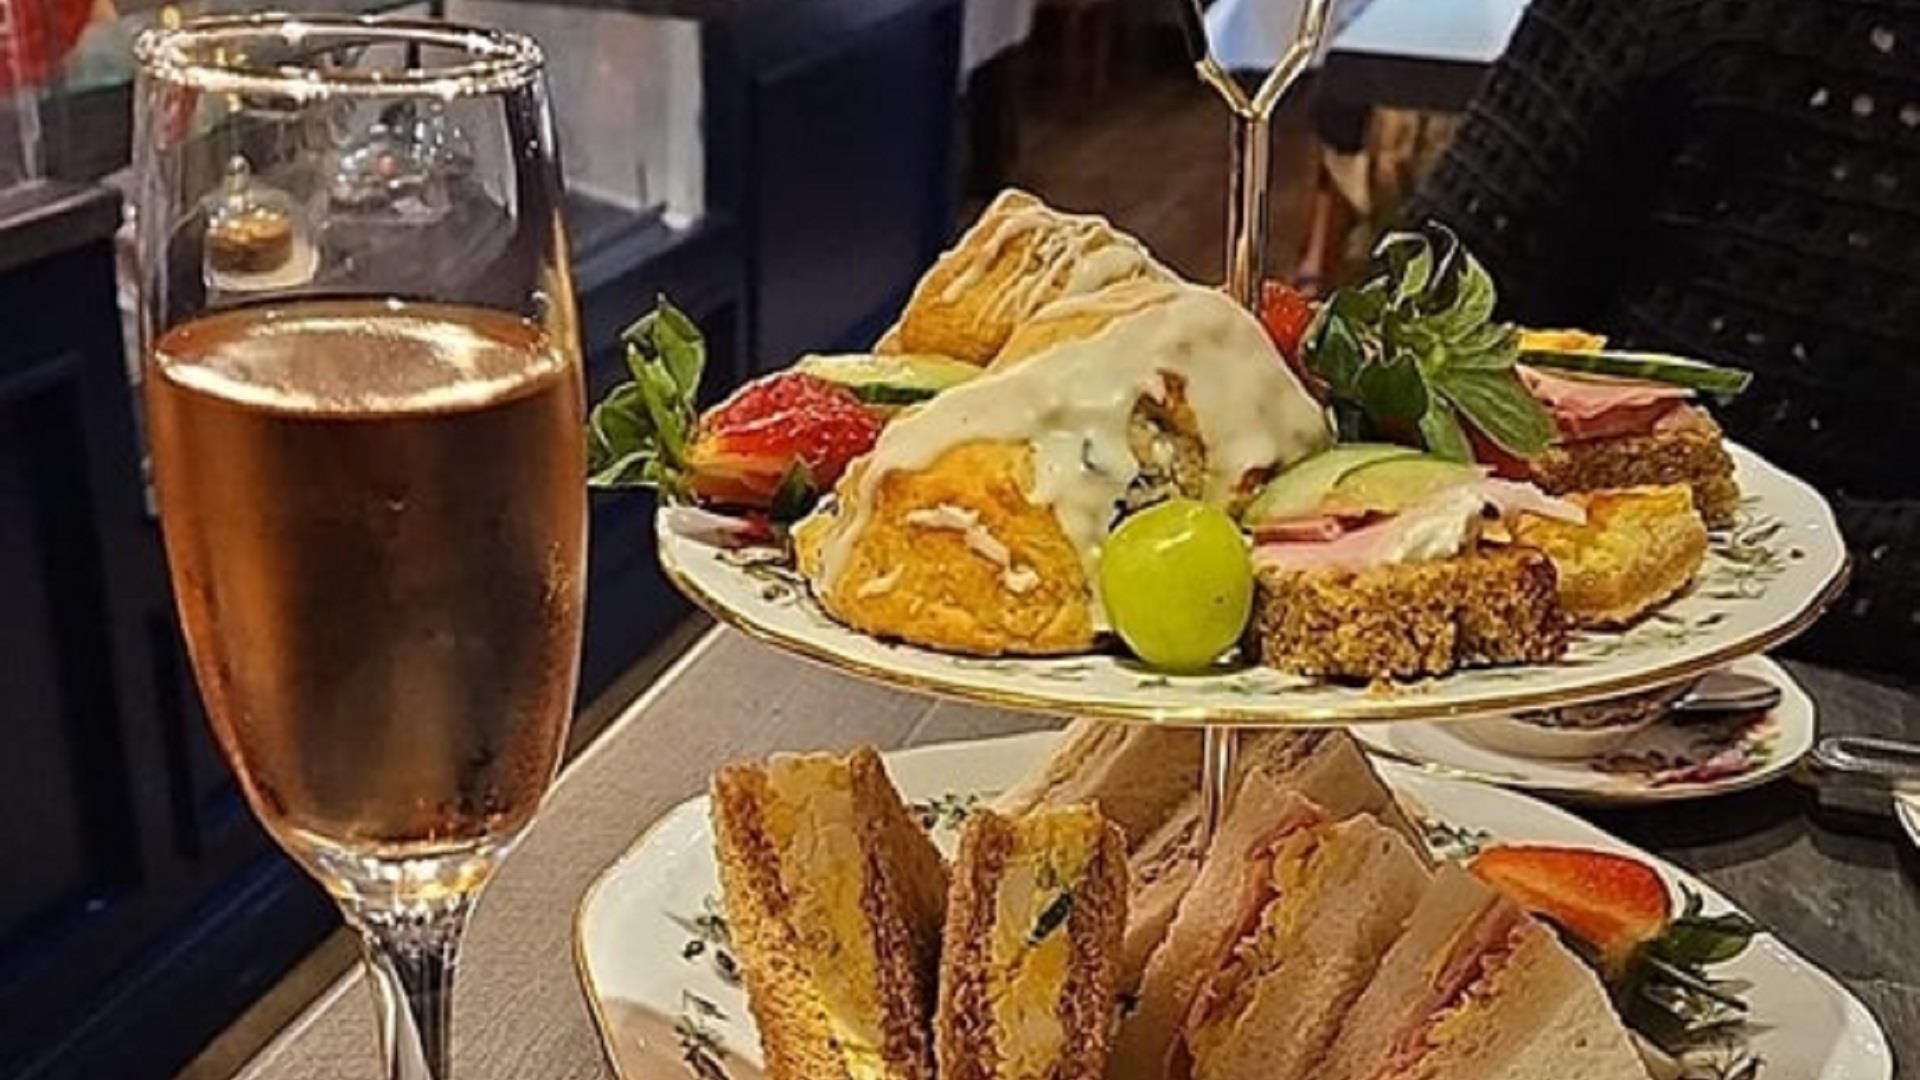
[657,3,1848,839]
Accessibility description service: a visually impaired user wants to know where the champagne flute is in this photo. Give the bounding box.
[132,16,585,1079]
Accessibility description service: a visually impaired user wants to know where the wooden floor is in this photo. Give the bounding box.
[986,60,1323,284]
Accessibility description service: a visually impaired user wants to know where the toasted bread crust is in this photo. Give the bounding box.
[712,765,850,1080]
[1524,409,1739,528]
[711,749,946,1080]
[1059,819,1127,1080]
[852,750,951,1080]
[937,815,1007,1080]
[938,808,1127,1080]
[1247,546,1567,680]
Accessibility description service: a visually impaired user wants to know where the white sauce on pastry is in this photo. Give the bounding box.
[818,284,1331,626]
[937,197,1170,331]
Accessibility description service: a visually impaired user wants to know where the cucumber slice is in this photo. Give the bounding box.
[1324,456,1483,517]
[794,353,981,405]
[1519,349,1751,395]
[1241,443,1423,525]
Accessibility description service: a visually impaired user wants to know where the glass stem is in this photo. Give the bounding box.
[351,894,475,1080]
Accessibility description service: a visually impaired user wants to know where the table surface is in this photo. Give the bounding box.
[237,627,1920,1079]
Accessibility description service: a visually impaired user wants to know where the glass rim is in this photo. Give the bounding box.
[133,12,545,99]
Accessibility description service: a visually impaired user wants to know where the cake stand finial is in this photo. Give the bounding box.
[1177,0,1337,309]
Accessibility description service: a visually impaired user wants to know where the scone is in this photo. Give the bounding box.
[798,273,1328,657]
[876,189,1175,365]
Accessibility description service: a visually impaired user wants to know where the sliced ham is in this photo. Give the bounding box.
[1251,515,1355,544]
[1253,489,1485,575]
[1518,365,1693,443]
[1473,478,1585,524]
[1377,899,1530,1079]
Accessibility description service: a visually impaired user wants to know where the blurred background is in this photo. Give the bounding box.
[6,0,1910,1076]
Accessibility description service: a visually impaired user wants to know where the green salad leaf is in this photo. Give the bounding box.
[1303,224,1555,460]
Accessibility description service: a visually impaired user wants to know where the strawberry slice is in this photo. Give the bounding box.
[1470,844,1671,976]
[1259,280,1317,359]
[686,372,881,510]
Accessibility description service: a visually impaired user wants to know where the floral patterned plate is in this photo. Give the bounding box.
[1351,655,1813,804]
[573,731,1891,1080]
[657,444,1848,726]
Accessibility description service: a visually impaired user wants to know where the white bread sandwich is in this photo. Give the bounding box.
[1120,730,1423,991]
[936,804,1128,1080]
[990,720,1203,848]
[1319,863,1650,1080]
[711,748,949,1080]
[1112,778,1428,1080]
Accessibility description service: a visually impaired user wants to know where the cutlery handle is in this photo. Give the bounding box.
[1807,735,1920,792]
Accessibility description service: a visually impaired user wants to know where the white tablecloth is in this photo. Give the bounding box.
[1203,0,1524,72]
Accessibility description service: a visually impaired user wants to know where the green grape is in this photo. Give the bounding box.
[1099,499,1253,672]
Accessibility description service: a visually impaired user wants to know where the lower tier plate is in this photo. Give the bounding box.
[575,730,1891,1080]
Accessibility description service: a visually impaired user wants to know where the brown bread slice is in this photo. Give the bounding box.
[1523,408,1739,529]
[937,804,1128,1080]
[1247,545,1567,681]
[711,748,948,1080]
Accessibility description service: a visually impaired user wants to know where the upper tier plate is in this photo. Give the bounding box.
[657,444,1848,725]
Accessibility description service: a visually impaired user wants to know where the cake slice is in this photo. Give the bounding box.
[1510,484,1709,628]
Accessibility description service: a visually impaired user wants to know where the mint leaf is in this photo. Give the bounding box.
[1356,347,1430,426]
[1419,403,1474,462]
[1302,223,1549,459]
[1377,230,1434,303]
[1313,314,1367,397]
[1434,368,1557,456]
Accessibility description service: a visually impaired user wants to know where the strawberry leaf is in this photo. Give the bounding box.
[589,296,706,495]
[768,462,819,523]
[1614,887,1759,1055]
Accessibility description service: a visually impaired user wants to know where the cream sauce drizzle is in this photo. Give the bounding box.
[935,196,1171,335]
[817,285,1332,628]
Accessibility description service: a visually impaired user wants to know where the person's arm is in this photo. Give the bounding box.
[1404,0,1657,325]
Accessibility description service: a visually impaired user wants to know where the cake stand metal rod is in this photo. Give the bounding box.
[1200,724,1241,842]
[1185,0,1335,308]
[1185,0,1335,844]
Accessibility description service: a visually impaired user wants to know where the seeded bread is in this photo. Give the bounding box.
[1246,545,1567,681]
[1522,409,1739,528]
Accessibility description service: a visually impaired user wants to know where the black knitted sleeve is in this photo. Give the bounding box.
[1404,0,1659,326]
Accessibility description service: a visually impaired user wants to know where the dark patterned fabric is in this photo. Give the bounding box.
[1409,0,1920,679]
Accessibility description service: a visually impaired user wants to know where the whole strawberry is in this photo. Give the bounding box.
[587,298,880,520]
[687,372,881,511]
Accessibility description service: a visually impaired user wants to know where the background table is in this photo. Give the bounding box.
[236,628,1920,1079]
[1314,0,1527,159]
